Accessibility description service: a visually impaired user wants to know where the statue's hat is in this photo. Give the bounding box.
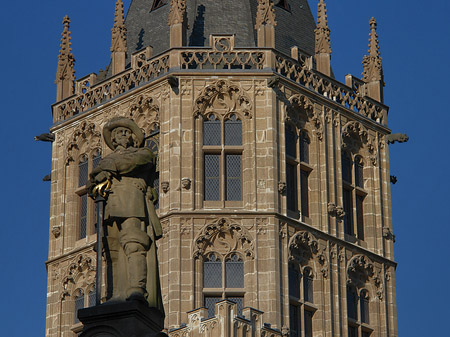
[103,117,144,150]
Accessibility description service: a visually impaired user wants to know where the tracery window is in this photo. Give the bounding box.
[342,153,366,240]
[203,114,243,205]
[289,265,316,337]
[203,252,244,317]
[73,289,85,324]
[76,149,102,240]
[285,125,311,219]
[347,286,372,337]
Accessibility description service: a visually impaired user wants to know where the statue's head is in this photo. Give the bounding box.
[103,117,144,150]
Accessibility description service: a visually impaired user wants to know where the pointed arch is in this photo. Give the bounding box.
[66,121,102,165]
[193,218,254,259]
[194,80,252,119]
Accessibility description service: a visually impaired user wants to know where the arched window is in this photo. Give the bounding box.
[145,127,160,210]
[88,285,96,307]
[347,287,372,337]
[203,252,244,318]
[73,289,85,324]
[203,114,243,204]
[76,149,102,240]
[289,265,316,337]
[285,125,312,219]
[342,153,367,241]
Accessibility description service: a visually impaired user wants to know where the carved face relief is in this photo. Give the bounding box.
[112,127,134,149]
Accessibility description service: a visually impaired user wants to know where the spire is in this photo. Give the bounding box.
[315,0,331,54]
[314,0,331,76]
[362,17,384,102]
[55,15,75,101]
[255,0,277,48]
[168,0,187,47]
[362,17,383,82]
[111,0,127,75]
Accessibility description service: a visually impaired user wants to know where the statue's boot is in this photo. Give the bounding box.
[126,250,148,301]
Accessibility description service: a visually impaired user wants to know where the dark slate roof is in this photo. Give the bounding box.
[124,0,316,57]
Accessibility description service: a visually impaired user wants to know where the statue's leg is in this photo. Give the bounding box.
[119,217,151,300]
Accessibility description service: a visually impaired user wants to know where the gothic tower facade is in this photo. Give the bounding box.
[45,1,398,336]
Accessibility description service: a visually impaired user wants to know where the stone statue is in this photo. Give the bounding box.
[88,117,163,314]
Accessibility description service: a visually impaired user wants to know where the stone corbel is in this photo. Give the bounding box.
[181,178,191,190]
[161,181,170,193]
[328,203,345,221]
[386,133,409,145]
[278,181,286,194]
[382,227,396,242]
[52,226,61,238]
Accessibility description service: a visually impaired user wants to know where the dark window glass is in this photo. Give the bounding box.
[79,194,88,239]
[356,195,364,240]
[153,174,160,210]
[348,325,358,337]
[228,296,244,316]
[289,305,300,337]
[286,163,298,212]
[304,310,313,337]
[224,115,242,146]
[145,132,160,209]
[151,0,167,11]
[204,296,222,318]
[343,188,353,235]
[203,115,221,146]
[226,154,242,201]
[355,157,364,188]
[204,154,220,200]
[300,170,309,217]
[362,331,372,337]
[78,157,89,187]
[74,290,85,323]
[342,153,352,184]
[288,266,300,298]
[226,254,244,288]
[299,131,310,163]
[92,153,102,170]
[285,126,297,158]
[360,291,370,324]
[88,286,96,307]
[203,253,222,288]
[347,286,358,320]
[303,269,313,303]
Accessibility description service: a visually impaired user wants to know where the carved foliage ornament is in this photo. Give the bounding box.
[128,94,160,135]
[288,231,328,277]
[61,254,95,300]
[286,94,323,141]
[193,218,254,259]
[66,121,101,164]
[255,0,277,29]
[341,121,377,164]
[194,80,252,118]
[168,0,186,25]
[347,254,383,299]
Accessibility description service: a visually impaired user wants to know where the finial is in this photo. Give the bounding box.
[362,17,383,82]
[55,15,75,101]
[111,0,127,53]
[168,0,186,26]
[255,0,277,30]
[315,0,331,54]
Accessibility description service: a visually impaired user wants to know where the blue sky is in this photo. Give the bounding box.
[0,1,448,336]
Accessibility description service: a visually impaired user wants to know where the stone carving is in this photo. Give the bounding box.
[347,254,383,298]
[61,254,95,299]
[181,178,191,190]
[382,227,396,242]
[255,0,277,29]
[278,181,286,194]
[55,16,75,101]
[66,121,102,164]
[362,18,383,83]
[386,133,409,144]
[289,231,318,264]
[128,95,160,135]
[111,0,127,53]
[193,80,252,118]
[87,117,164,313]
[211,35,235,51]
[168,0,186,26]
[161,181,170,193]
[52,226,61,238]
[327,203,345,221]
[193,218,255,259]
[286,94,323,140]
[315,0,331,55]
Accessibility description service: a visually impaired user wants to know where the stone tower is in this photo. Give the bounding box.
[45,1,398,336]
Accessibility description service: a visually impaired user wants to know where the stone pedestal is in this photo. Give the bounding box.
[78,300,166,337]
